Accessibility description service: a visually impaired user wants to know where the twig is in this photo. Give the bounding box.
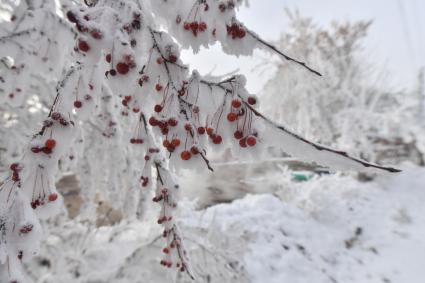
[246,29,322,77]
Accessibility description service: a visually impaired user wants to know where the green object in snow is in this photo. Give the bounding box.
[291,172,312,182]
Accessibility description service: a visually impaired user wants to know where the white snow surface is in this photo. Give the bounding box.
[26,166,425,283]
[197,173,424,283]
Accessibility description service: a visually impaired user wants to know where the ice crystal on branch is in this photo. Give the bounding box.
[0,0,399,281]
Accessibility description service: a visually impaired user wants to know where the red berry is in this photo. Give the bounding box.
[190,21,199,31]
[168,55,177,63]
[48,193,58,202]
[212,135,222,144]
[78,39,90,52]
[234,130,243,139]
[158,121,168,130]
[180,150,191,161]
[183,22,190,30]
[90,28,103,39]
[239,138,247,148]
[31,147,41,153]
[207,127,214,136]
[246,136,257,146]
[45,139,56,149]
[231,99,242,108]
[116,62,129,75]
[163,248,170,254]
[199,22,207,32]
[171,138,181,147]
[154,104,163,113]
[190,146,199,155]
[163,140,170,148]
[155,84,163,92]
[248,96,257,105]
[105,53,112,63]
[12,172,20,182]
[197,127,205,135]
[10,163,20,171]
[51,112,61,120]
[227,112,237,122]
[168,118,178,127]
[184,124,192,131]
[238,28,246,38]
[74,100,82,108]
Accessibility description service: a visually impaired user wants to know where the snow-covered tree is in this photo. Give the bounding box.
[261,11,425,166]
[0,1,400,282]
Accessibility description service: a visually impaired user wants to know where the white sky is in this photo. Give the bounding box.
[183,0,425,94]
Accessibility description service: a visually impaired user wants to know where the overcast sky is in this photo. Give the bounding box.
[183,0,425,94]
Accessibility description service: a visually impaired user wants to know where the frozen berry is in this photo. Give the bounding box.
[171,138,181,147]
[246,136,257,146]
[78,39,90,52]
[212,135,222,144]
[231,99,242,108]
[227,112,237,122]
[247,96,257,105]
[116,62,129,75]
[74,100,82,108]
[234,130,243,139]
[45,139,56,149]
[180,150,191,161]
[48,193,58,202]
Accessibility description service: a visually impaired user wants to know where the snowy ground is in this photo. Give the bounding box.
[26,165,425,283]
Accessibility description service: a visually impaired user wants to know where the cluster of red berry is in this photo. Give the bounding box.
[31,138,56,155]
[51,111,70,126]
[30,192,57,210]
[67,10,104,53]
[129,138,144,144]
[226,97,259,148]
[227,23,246,39]
[183,21,207,36]
[67,11,103,36]
[122,12,142,34]
[149,116,178,136]
[159,228,188,272]
[19,224,34,235]
[10,163,22,182]
[106,53,137,76]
